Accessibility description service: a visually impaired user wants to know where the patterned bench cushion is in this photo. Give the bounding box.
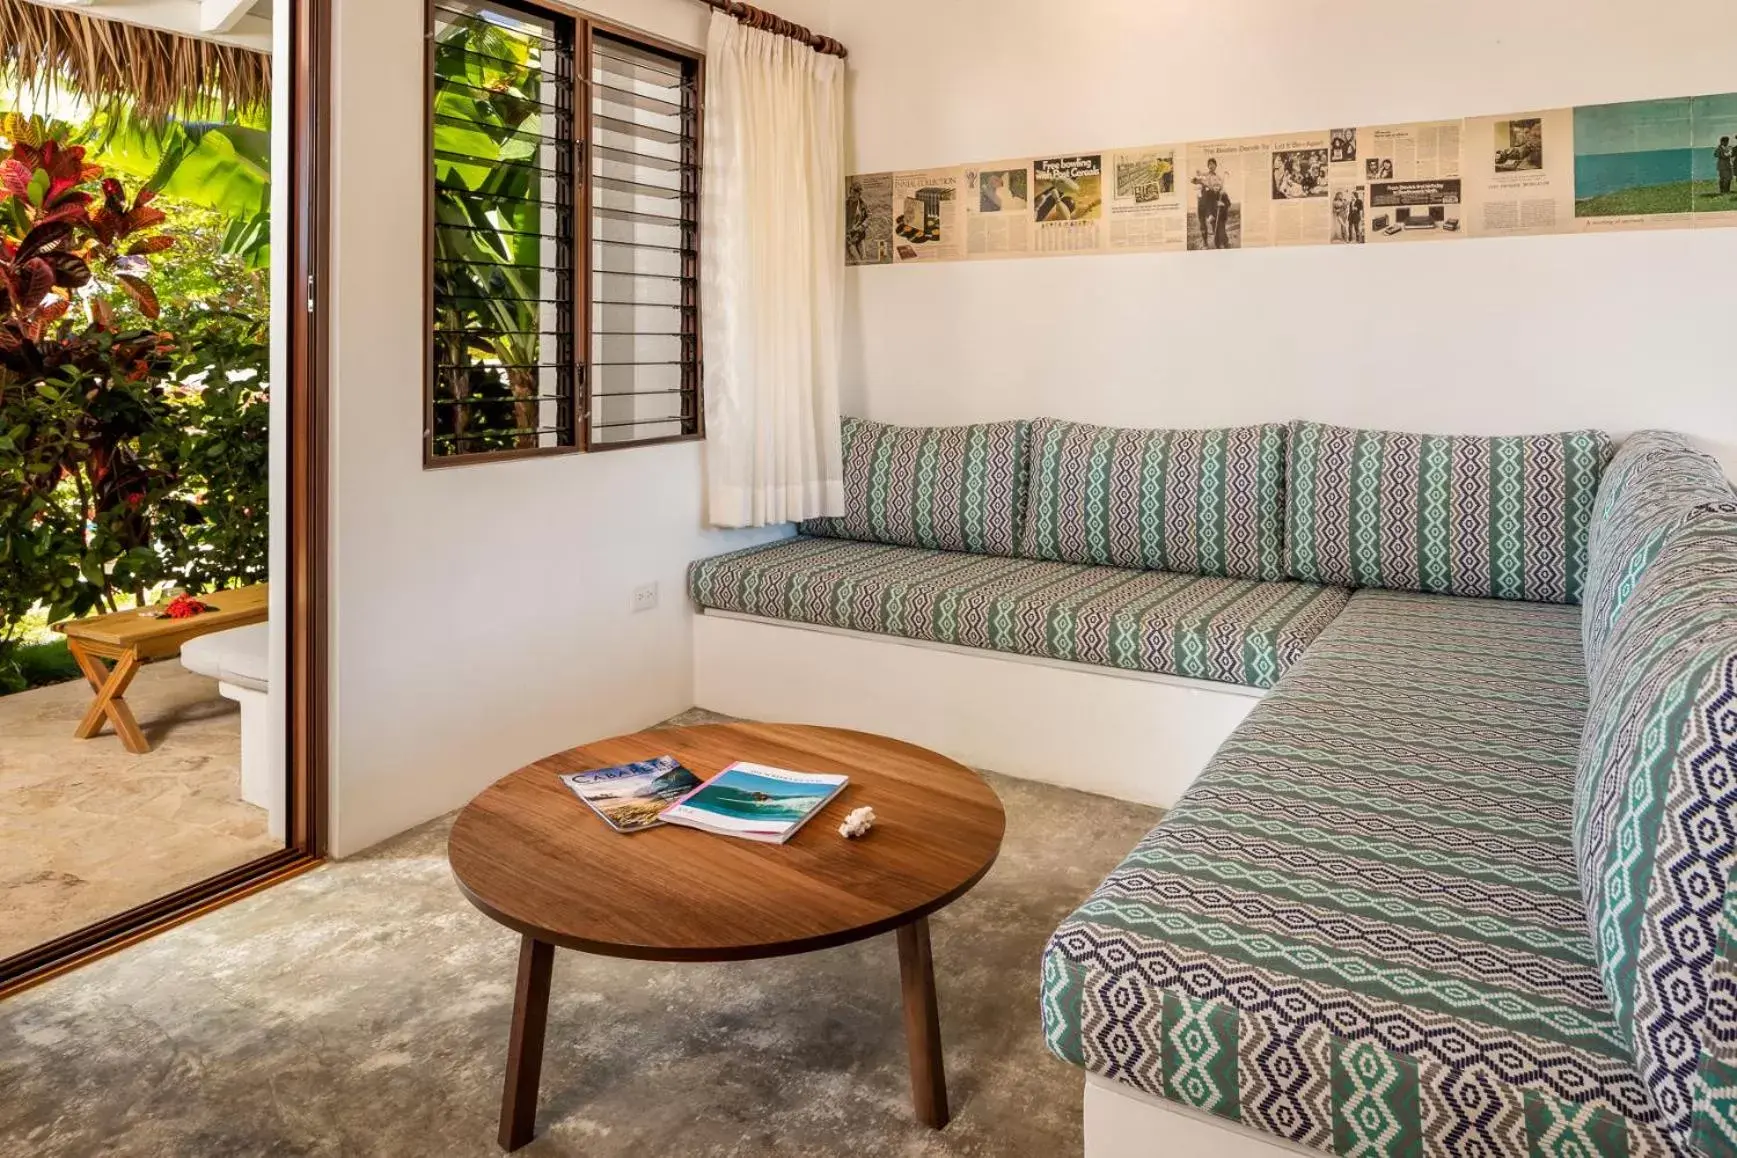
[798,417,1031,557]
[1581,430,1736,677]
[688,536,1349,689]
[1042,589,1674,1154]
[1020,419,1288,581]
[1574,518,1737,1155]
[1286,421,1611,605]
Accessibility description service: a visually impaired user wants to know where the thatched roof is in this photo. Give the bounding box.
[0,0,269,121]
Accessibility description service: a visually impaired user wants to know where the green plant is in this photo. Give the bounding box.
[431,12,554,453]
[158,302,269,591]
[77,108,271,267]
[0,120,181,687]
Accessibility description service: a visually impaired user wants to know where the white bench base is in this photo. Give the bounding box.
[221,680,283,842]
[692,610,1262,809]
[1085,1073,1311,1157]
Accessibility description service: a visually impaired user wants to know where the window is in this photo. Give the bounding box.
[426,1,702,465]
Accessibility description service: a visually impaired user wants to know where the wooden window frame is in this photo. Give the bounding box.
[422,0,705,469]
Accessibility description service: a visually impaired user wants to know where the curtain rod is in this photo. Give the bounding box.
[695,0,847,59]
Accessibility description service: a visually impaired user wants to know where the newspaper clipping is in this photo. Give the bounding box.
[1326,128,1368,244]
[1462,110,1574,238]
[891,168,963,263]
[1363,120,1464,243]
[1186,138,1274,250]
[1033,154,1104,253]
[964,160,1034,258]
[1267,132,1333,246]
[1106,146,1185,252]
[844,172,894,266]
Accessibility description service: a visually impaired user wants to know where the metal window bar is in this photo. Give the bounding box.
[583,30,701,448]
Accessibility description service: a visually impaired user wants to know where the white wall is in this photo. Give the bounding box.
[777,0,1737,474]
[327,0,782,857]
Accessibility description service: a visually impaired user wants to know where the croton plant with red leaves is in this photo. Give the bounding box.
[0,115,187,632]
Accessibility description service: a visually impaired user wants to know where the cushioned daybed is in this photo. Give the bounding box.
[688,418,1737,1156]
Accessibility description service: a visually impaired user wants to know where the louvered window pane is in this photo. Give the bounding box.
[429,0,576,460]
[588,32,700,447]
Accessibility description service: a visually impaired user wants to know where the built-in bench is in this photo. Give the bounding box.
[689,418,1737,1156]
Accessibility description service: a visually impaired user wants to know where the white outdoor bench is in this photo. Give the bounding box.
[179,623,281,840]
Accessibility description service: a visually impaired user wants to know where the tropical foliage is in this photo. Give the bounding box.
[0,115,268,693]
[431,11,559,455]
[80,109,271,266]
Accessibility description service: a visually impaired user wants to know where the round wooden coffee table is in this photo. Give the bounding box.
[448,722,1006,1152]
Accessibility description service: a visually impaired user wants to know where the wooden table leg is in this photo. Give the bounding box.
[499,935,555,1152]
[898,917,950,1129]
[68,640,149,754]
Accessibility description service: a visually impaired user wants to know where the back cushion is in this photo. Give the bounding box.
[799,417,1031,557]
[1572,519,1737,1153]
[1285,421,1611,603]
[1582,431,1737,675]
[1020,419,1287,580]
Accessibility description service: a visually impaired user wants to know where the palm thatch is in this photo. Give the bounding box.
[0,0,269,121]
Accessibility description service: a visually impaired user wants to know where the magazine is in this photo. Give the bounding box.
[559,755,702,833]
[659,762,849,844]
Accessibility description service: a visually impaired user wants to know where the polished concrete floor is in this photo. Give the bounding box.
[0,662,280,960]
[0,729,1161,1157]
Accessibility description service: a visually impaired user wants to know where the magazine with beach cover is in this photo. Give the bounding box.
[559,756,702,833]
[659,762,849,844]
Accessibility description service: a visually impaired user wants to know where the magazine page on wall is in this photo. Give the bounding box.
[1266,131,1334,246]
[1362,120,1464,242]
[1032,154,1105,254]
[1690,93,1737,229]
[891,168,964,262]
[845,171,895,266]
[1571,98,1694,233]
[963,158,1034,259]
[1106,145,1187,253]
[1185,137,1275,251]
[1463,109,1575,239]
[1326,128,1369,245]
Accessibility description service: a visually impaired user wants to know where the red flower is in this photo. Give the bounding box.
[161,593,212,619]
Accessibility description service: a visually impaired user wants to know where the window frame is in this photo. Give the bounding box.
[422,0,706,468]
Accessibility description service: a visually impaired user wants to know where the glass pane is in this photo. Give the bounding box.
[587,32,699,446]
[431,2,576,458]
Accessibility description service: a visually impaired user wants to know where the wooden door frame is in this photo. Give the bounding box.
[0,0,332,999]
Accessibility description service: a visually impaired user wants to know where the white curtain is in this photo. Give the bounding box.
[700,11,845,527]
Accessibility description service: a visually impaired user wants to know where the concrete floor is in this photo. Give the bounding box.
[0,733,1162,1157]
[0,662,281,960]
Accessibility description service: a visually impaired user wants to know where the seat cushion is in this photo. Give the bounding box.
[178,623,269,693]
[1581,430,1736,676]
[798,417,1031,557]
[689,536,1349,689]
[1042,589,1673,1153]
[1285,421,1611,604]
[1574,518,1737,1153]
[1020,419,1288,581]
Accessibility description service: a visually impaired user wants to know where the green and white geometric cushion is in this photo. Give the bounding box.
[688,536,1348,690]
[798,417,1031,557]
[1581,430,1736,677]
[1044,588,1676,1154]
[1020,419,1288,581]
[1573,518,1737,1155]
[1285,421,1611,604]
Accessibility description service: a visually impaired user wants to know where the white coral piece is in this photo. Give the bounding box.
[838,806,876,839]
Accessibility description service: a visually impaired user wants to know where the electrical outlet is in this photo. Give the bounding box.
[632,582,659,613]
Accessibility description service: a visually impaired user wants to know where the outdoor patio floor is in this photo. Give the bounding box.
[0,661,281,961]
